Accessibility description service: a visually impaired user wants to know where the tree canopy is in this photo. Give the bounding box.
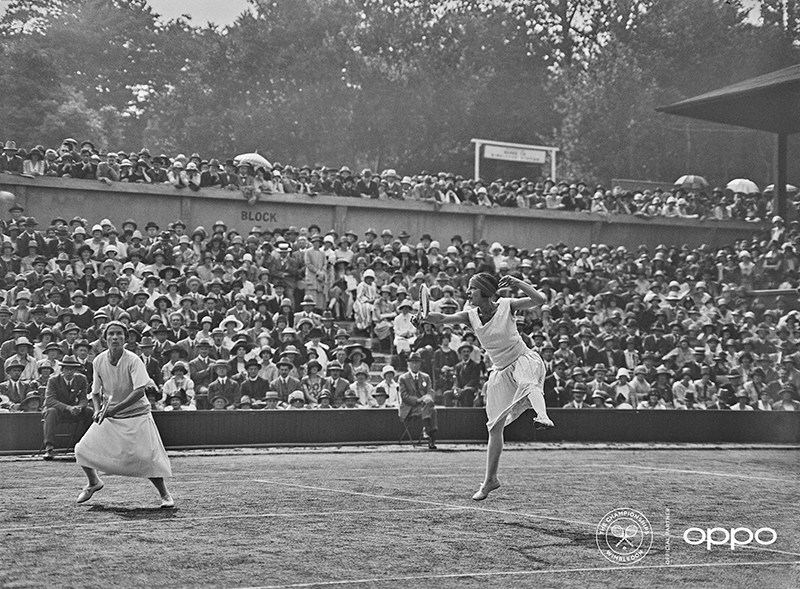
[0,0,797,186]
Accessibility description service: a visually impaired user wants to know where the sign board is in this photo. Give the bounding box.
[484,144,547,164]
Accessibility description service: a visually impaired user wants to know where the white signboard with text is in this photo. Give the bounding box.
[484,144,547,164]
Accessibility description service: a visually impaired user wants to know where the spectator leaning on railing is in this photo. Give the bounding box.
[0,137,786,219]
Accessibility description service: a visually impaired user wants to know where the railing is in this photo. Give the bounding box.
[0,175,762,250]
[1,409,797,454]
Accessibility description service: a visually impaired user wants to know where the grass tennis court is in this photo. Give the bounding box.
[2,445,799,588]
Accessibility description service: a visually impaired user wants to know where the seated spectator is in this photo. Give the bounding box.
[772,388,800,411]
[315,389,333,409]
[18,390,42,412]
[370,385,395,408]
[162,361,196,410]
[41,355,92,460]
[340,389,361,408]
[399,352,437,449]
[392,301,416,355]
[349,366,374,406]
[164,389,191,411]
[591,390,612,408]
[638,390,667,410]
[210,394,228,411]
[562,383,590,408]
[286,390,307,410]
[730,390,754,411]
[145,386,165,411]
[240,358,270,403]
[207,359,240,409]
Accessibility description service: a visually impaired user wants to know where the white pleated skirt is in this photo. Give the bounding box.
[75,413,172,478]
[485,351,545,431]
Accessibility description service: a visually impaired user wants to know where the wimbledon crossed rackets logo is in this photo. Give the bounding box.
[596,508,654,565]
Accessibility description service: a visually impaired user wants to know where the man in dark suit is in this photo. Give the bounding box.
[209,328,230,361]
[267,242,301,305]
[166,312,188,343]
[448,343,482,407]
[269,357,302,404]
[323,360,350,407]
[41,355,92,460]
[0,358,33,407]
[188,338,215,408]
[0,141,24,173]
[97,287,126,321]
[399,352,438,449]
[126,291,155,327]
[572,330,602,368]
[207,360,241,408]
[239,358,270,402]
[73,339,94,384]
[0,305,14,345]
[138,336,163,388]
[599,334,625,371]
[176,322,201,361]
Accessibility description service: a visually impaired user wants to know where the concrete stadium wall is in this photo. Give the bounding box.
[0,176,760,250]
[1,409,797,454]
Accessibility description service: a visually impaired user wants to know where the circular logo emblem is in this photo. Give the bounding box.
[596,508,654,565]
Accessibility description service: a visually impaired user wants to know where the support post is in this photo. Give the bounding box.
[776,133,788,220]
[474,141,481,181]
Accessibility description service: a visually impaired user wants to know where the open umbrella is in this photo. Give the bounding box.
[725,178,760,194]
[234,152,272,170]
[675,175,709,190]
[764,183,798,193]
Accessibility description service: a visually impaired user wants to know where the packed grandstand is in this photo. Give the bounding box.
[0,138,789,220]
[1,138,799,414]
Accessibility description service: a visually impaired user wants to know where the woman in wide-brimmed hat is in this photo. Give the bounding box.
[162,360,196,410]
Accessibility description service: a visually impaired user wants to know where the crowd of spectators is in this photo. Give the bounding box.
[0,194,799,421]
[0,138,784,220]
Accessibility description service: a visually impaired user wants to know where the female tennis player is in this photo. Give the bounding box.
[424,272,553,501]
[74,321,174,507]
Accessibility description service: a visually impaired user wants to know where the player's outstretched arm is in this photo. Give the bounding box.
[425,310,470,325]
[500,275,546,311]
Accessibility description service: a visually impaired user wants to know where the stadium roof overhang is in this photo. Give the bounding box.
[657,63,800,217]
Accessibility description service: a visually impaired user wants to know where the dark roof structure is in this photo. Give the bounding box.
[656,64,800,134]
[657,63,800,217]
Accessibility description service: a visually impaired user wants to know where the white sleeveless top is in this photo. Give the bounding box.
[467,298,529,370]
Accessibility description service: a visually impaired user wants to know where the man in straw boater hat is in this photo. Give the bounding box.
[424,272,553,501]
[74,321,174,507]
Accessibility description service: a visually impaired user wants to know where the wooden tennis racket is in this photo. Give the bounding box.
[419,283,431,319]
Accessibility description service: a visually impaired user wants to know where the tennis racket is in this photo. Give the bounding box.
[611,524,639,547]
[419,283,431,318]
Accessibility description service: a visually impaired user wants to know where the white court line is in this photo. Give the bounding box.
[253,479,800,560]
[237,560,800,589]
[1,506,467,534]
[616,464,798,483]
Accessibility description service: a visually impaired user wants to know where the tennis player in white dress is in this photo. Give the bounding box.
[425,272,553,501]
[74,321,174,507]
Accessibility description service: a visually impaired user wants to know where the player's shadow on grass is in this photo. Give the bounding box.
[504,521,597,549]
[88,505,179,520]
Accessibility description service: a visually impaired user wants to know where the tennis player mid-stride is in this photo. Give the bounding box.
[424,272,553,501]
[74,321,174,507]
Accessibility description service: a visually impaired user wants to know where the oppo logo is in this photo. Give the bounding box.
[683,527,777,550]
